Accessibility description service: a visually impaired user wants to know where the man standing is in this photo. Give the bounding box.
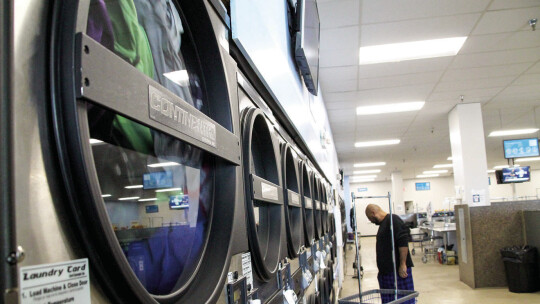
[365,204,414,303]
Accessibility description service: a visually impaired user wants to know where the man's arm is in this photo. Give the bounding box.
[398,247,408,278]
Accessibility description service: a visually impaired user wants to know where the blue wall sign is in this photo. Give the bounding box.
[357,187,368,192]
[145,205,159,213]
[415,182,431,191]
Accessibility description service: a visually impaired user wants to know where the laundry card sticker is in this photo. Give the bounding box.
[241,253,253,289]
[19,258,90,304]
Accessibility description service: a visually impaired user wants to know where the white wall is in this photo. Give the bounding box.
[231,0,340,183]
[349,170,540,236]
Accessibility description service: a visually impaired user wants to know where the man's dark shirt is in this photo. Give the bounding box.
[376,214,414,275]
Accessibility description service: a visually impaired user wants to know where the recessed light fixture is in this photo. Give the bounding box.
[433,164,453,168]
[148,162,181,168]
[350,178,376,183]
[353,169,381,174]
[359,37,467,65]
[90,138,104,145]
[353,162,386,168]
[447,157,453,161]
[125,185,144,189]
[354,139,400,148]
[488,128,539,137]
[423,170,448,174]
[417,174,439,178]
[356,101,425,115]
[118,196,140,201]
[155,187,182,192]
[138,198,158,202]
[515,157,540,162]
[101,194,111,198]
[351,175,377,179]
[487,170,495,173]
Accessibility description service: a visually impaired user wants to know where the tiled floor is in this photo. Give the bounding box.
[339,236,540,303]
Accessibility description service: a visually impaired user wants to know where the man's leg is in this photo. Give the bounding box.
[377,268,414,304]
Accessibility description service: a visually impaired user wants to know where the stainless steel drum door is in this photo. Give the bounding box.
[50,0,239,302]
[281,143,303,259]
[241,107,284,282]
[311,174,322,240]
[300,162,314,246]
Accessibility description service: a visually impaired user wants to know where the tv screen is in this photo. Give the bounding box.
[501,166,530,183]
[143,171,173,189]
[169,194,189,209]
[295,0,320,96]
[503,138,539,159]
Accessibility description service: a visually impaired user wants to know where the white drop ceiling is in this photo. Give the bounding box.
[318,0,540,181]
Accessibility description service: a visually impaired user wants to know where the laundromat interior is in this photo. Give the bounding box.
[2,0,540,303]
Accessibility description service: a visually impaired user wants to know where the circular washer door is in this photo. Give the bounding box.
[319,181,328,235]
[300,162,315,246]
[281,144,303,258]
[241,107,284,282]
[311,173,322,240]
[51,0,238,302]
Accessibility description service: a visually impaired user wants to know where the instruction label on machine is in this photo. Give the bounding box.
[241,253,253,289]
[19,258,90,304]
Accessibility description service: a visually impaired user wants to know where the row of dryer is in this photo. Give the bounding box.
[9,0,344,303]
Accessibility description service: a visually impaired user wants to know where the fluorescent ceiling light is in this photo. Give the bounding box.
[90,138,104,145]
[351,175,377,179]
[118,196,140,201]
[148,162,181,168]
[493,165,509,169]
[423,170,448,174]
[417,174,439,178]
[433,164,453,168]
[354,139,400,148]
[515,157,540,162]
[351,178,376,183]
[101,194,111,198]
[359,37,467,65]
[155,187,182,193]
[125,185,143,189]
[447,157,453,161]
[488,128,539,137]
[163,70,189,86]
[356,101,424,116]
[353,169,381,174]
[353,162,386,168]
[487,170,495,173]
[138,198,158,202]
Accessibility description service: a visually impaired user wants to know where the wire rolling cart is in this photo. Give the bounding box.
[339,192,419,304]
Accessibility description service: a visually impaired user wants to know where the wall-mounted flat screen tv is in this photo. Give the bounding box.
[501,166,530,183]
[294,0,320,96]
[503,138,539,159]
[143,171,173,190]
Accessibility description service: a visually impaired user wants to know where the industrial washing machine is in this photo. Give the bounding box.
[8,0,247,303]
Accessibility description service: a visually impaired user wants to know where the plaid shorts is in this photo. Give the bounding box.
[377,268,414,304]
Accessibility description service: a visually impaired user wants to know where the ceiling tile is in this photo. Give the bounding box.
[319,66,357,81]
[353,84,436,104]
[490,0,540,10]
[318,0,360,29]
[513,73,540,86]
[361,0,490,24]
[442,63,531,82]
[526,62,540,74]
[461,31,540,54]
[434,76,516,93]
[357,71,443,91]
[496,83,540,99]
[451,47,540,69]
[319,48,358,67]
[321,79,357,93]
[320,27,359,51]
[428,87,503,103]
[472,7,540,35]
[360,13,480,46]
